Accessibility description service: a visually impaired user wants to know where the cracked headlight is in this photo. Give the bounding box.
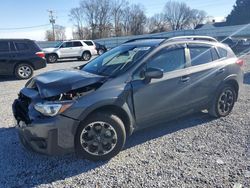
[34,102,73,117]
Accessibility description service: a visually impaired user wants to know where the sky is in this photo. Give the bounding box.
[0,0,236,40]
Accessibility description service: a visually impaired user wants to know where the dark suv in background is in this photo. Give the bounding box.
[13,36,244,161]
[0,39,46,79]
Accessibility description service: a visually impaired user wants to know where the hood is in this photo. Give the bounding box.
[43,47,58,53]
[26,69,105,98]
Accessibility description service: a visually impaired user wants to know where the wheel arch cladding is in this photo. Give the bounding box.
[78,105,134,137]
[224,79,239,100]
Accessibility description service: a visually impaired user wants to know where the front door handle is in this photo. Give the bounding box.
[181,76,190,82]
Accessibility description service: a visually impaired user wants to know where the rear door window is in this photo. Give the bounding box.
[73,41,83,47]
[15,42,29,51]
[189,46,213,66]
[0,41,9,52]
[147,47,186,73]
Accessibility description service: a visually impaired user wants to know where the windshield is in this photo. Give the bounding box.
[55,42,63,48]
[82,45,151,76]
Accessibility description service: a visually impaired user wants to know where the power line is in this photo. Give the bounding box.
[0,24,50,30]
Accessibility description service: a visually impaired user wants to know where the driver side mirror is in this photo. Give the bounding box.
[144,67,164,80]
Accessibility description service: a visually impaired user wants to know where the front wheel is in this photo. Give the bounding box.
[208,84,237,118]
[75,112,126,161]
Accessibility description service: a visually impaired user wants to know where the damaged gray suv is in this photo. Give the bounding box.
[13,36,244,161]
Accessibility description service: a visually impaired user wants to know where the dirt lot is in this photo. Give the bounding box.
[0,57,249,188]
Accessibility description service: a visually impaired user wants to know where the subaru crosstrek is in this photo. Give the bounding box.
[12,36,244,161]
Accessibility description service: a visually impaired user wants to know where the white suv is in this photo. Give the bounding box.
[43,40,97,63]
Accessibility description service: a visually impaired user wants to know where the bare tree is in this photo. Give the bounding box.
[163,1,206,30]
[121,6,131,35]
[189,9,207,29]
[45,30,54,41]
[147,13,169,33]
[97,0,112,38]
[69,8,85,39]
[80,0,99,39]
[54,25,66,40]
[72,27,91,39]
[45,25,66,41]
[112,0,126,36]
[131,4,147,35]
[122,4,146,35]
[79,0,112,39]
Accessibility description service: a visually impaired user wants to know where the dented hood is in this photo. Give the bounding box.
[27,69,105,98]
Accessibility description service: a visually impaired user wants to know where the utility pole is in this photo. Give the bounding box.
[48,10,56,41]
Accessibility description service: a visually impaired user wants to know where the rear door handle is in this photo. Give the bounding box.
[181,76,190,82]
[217,68,225,74]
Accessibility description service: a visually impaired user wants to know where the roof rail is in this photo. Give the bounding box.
[165,36,218,43]
[124,37,169,44]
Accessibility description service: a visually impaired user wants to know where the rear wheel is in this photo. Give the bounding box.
[82,51,91,61]
[208,84,237,118]
[98,49,105,55]
[47,54,58,63]
[75,112,126,161]
[15,64,33,80]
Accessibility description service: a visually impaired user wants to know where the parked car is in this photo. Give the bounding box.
[13,36,244,161]
[43,40,97,63]
[0,39,46,79]
[94,42,107,55]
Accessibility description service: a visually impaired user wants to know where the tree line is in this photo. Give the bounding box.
[45,0,250,41]
[68,0,207,40]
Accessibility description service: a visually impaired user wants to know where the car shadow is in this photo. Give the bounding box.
[56,59,81,63]
[244,72,250,85]
[125,111,214,149]
[0,112,214,187]
[0,75,19,82]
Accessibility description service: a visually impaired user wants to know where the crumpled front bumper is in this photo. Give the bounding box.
[13,99,80,156]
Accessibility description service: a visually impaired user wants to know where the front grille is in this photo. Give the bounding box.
[12,94,31,124]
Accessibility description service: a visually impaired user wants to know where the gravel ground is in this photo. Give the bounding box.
[0,57,249,188]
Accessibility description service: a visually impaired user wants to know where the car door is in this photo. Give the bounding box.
[186,44,228,108]
[58,42,74,58]
[0,41,11,75]
[131,44,191,128]
[72,41,84,57]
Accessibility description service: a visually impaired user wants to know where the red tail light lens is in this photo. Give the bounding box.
[36,52,45,59]
[236,59,244,67]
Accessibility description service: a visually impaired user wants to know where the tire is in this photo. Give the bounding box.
[75,112,126,161]
[208,84,237,118]
[15,64,33,80]
[98,49,104,55]
[82,51,91,61]
[46,54,58,63]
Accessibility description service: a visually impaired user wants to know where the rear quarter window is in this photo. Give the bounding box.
[0,41,9,52]
[217,47,228,58]
[84,41,94,46]
[189,46,213,66]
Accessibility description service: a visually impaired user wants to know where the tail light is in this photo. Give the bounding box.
[236,59,244,67]
[36,52,45,59]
